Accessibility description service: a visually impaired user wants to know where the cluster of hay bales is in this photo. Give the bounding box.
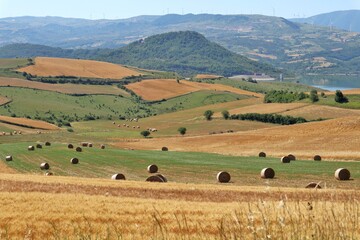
[217,171,231,183]
[261,168,275,179]
[40,162,50,170]
[335,168,350,181]
[147,128,157,132]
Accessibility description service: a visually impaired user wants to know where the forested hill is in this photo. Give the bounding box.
[0,31,280,77]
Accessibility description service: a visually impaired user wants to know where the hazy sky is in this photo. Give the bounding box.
[1,0,360,19]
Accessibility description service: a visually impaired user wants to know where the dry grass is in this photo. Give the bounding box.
[0,174,359,239]
[115,116,360,160]
[326,88,360,95]
[195,74,223,79]
[0,116,59,130]
[0,77,129,95]
[18,57,141,79]
[0,96,11,106]
[125,79,262,101]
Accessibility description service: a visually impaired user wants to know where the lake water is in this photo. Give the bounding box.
[298,75,360,91]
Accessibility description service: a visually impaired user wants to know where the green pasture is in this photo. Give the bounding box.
[1,142,359,188]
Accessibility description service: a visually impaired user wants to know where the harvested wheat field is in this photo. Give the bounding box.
[0,116,59,130]
[126,79,262,101]
[326,88,360,95]
[18,57,141,79]
[115,116,360,160]
[0,77,129,95]
[214,102,307,117]
[0,174,359,239]
[195,74,223,79]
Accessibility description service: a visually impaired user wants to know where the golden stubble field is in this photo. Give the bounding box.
[0,115,59,130]
[0,173,359,239]
[18,57,141,79]
[125,79,262,100]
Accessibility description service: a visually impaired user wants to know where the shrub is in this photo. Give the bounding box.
[334,90,348,103]
[310,89,319,103]
[141,130,150,138]
[178,127,187,135]
[204,110,214,121]
[221,110,230,120]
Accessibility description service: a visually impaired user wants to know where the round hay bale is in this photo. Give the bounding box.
[70,158,79,164]
[76,147,82,152]
[156,174,168,182]
[100,144,105,149]
[36,144,42,149]
[260,168,275,179]
[28,145,35,151]
[40,162,50,170]
[88,143,93,147]
[281,156,290,163]
[217,171,231,183]
[305,182,322,189]
[111,173,126,180]
[259,152,266,158]
[81,142,88,147]
[314,155,322,161]
[45,142,51,146]
[45,172,53,176]
[146,175,164,182]
[161,147,168,152]
[335,168,350,181]
[5,155,13,161]
[68,144,74,149]
[288,154,296,161]
[147,164,158,173]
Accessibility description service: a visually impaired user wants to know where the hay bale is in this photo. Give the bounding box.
[156,174,168,182]
[81,142,88,147]
[146,175,164,182]
[28,145,35,151]
[335,168,350,181]
[261,168,275,179]
[113,122,116,125]
[111,173,126,180]
[88,143,93,147]
[259,152,266,158]
[40,162,50,170]
[147,164,158,173]
[45,142,51,146]
[36,144,43,149]
[68,144,74,149]
[217,171,231,183]
[70,158,79,164]
[281,156,290,163]
[314,155,322,161]
[288,154,296,161]
[305,182,322,189]
[45,172,53,176]
[5,155,12,161]
[76,147,82,152]
[100,144,106,149]
[18,131,22,135]
[161,147,168,151]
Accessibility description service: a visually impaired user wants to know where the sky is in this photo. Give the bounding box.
[1,0,360,20]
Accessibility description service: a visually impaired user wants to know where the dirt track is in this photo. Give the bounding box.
[18,57,140,79]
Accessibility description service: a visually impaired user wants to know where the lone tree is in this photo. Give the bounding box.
[334,90,348,103]
[204,110,214,120]
[309,89,319,103]
[178,127,187,136]
[221,110,230,120]
[140,130,150,138]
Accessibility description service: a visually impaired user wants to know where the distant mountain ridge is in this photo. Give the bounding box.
[292,10,360,32]
[0,31,280,77]
[2,13,360,75]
